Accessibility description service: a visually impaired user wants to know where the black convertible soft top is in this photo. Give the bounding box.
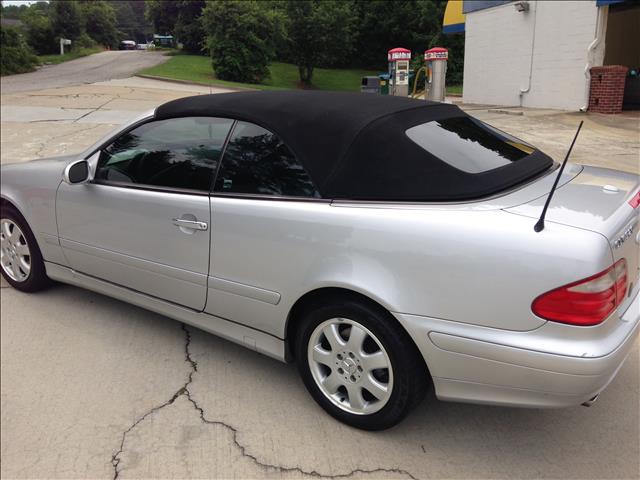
[155,91,553,201]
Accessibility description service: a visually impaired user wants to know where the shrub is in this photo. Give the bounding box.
[0,25,37,75]
[81,0,118,49]
[175,17,205,54]
[202,0,284,83]
[22,8,57,55]
[50,0,83,41]
[73,33,97,50]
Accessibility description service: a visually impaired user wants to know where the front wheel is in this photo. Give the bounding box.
[0,206,50,292]
[295,299,429,430]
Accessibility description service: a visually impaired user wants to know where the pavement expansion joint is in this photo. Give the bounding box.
[110,323,419,480]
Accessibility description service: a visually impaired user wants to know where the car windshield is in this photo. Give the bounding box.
[405,117,536,174]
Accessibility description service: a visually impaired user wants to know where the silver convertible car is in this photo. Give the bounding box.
[1,91,639,430]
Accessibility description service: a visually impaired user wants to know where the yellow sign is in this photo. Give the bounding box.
[443,0,465,34]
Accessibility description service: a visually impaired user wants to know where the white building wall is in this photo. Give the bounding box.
[462,1,604,110]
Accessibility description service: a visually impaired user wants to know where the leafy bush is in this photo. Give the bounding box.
[81,0,118,48]
[0,25,37,75]
[175,16,205,54]
[202,0,284,83]
[22,7,57,55]
[50,0,84,41]
[146,0,206,54]
[284,0,356,85]
[73,33,97,50]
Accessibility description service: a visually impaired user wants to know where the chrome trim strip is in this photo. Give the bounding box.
[211,192,330,203]
[91,180,211,196]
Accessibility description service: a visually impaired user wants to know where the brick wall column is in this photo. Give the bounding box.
[588,65,628,114]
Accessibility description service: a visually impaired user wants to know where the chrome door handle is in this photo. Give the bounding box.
[172,218,208,231]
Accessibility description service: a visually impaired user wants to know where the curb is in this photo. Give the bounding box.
[134,74,257,92]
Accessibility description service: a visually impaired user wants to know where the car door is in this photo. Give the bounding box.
[205,121,328,336]
[56,116,234,311]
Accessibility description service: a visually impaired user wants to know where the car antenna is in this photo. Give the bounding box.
[534,120,584,233]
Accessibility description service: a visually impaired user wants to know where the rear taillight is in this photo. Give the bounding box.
[532,259,628,326]
[629,191,640,209]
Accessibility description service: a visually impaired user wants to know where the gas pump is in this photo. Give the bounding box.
[387,47,411,97]
[424,47,448,102]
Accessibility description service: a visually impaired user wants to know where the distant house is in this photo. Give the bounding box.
[445,0,639,112]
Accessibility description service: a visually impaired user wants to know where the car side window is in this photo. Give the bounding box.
[96,117,234,192]
[214,121,320,198]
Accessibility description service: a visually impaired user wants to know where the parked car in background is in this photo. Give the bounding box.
[118,40,136,50]
[136,42,155,50]
[1,91,638,430]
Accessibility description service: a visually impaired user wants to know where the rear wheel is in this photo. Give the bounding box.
[295,298,428,430]
[0,206,50,292]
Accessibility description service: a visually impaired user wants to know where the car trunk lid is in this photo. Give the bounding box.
[505,165,640,315]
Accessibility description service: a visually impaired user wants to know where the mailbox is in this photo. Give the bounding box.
[59,38,72,55]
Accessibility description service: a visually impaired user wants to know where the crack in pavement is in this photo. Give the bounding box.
[110,324,419,480]
[72,96,119,123]
[32,124,104,158]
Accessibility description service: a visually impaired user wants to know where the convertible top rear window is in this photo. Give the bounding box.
[405,117,536,174]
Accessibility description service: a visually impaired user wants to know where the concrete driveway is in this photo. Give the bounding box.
[1,78,639,479]
[0,51,170,94]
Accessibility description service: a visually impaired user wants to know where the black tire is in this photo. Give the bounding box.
[0,204,50,292]
[295,297,429,430]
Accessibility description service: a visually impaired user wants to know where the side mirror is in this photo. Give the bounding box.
[63,152,99,185]
[63,159,90,184]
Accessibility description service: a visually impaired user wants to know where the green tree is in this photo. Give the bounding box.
[145,0,180,35]
[352,0,420,69]
[349,0,464,85]
[174,0,206,54]
[0,3,29,19]
[202,0,284,83]
[50,0,84,41]
[1,24,37,75]
[146,0,206,53]
[22,5,57,55]
[284,0,356,86]
[80,0,118,48]
[109,0,153,43]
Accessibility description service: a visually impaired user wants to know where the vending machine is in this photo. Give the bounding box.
[387,47,411,97]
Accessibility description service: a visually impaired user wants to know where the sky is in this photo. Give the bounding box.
[2,1,46,6]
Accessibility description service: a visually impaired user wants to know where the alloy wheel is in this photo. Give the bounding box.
[307,318,393,415]
[0,219,31,282]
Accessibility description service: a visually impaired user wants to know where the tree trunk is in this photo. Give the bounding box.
[298,65,314,86]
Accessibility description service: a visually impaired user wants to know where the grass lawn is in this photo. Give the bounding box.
[37,47,104,66]
[447,84,463,95]
[138,54,380,91]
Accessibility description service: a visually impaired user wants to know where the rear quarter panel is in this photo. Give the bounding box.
[206,197,613,338]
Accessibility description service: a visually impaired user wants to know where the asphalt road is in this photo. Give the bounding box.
[1,77,639,479]
[0,50,169,94]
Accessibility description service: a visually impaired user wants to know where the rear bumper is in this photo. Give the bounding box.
[394,289,639,408]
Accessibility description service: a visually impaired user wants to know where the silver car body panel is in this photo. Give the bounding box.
[0,155,73,266]
[56,183,211,310]
[396,289,638,407]
[2,117,639,409]
[205,193,613,338]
